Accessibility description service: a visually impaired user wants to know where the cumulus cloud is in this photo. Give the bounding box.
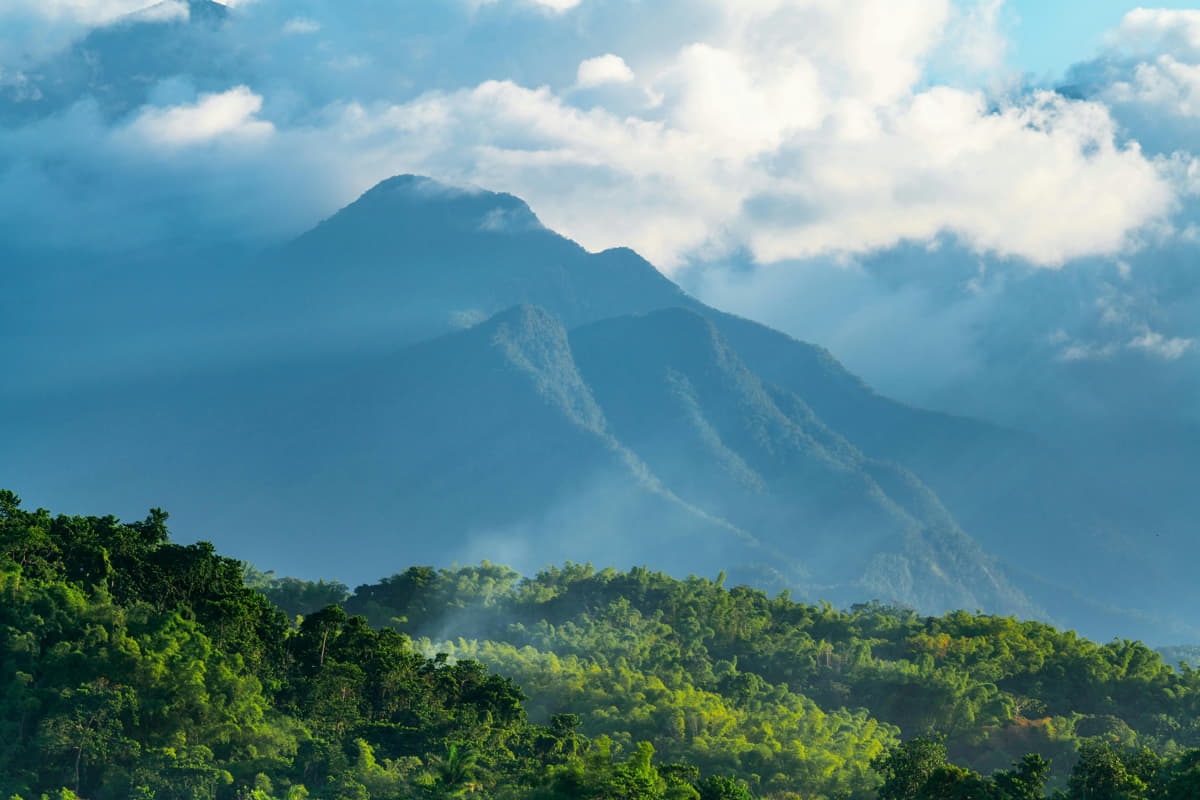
[0,0,1178,270]
[1128,327,1195,360]
[472,0,582,13]
[123,86,273,147]
[739,89,1171,265]
[530,0,582,11]
[1,0,162,25]
[281,16,320,35]
[575,54,635,87]
[129,1,190,24]
[1104,55,1200,117]
[1056,326,1194,363]
[942,0,1009,74]
[246,0,1166,269]
[1106,8,1200,59]
[1068,8,1200,156]
[0,87,310,251]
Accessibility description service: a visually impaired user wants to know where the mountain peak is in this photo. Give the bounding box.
[118,0,228,27]
[352,175,544,233]
[269,175,694,339]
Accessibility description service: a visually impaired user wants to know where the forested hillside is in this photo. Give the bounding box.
[5,491,1200,799]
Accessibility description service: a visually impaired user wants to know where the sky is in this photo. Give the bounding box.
[2,0,1199,431]
[1007,0,1198,78]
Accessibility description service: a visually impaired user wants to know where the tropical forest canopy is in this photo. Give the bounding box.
[4,490,1200,800]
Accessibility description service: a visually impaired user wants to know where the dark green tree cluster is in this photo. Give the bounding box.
[0,493,762,800]
[873,736,1200,800]
[9,490,1200,800]
[242,566,351,620]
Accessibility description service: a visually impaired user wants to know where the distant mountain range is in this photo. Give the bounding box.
[6,174,1198,643]
[0,0,232,126]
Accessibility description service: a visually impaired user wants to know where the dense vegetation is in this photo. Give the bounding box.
[5,491,1200,799]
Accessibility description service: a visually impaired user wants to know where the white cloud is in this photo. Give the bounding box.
[0,0,159,25]
[324,72,1167,268]
[1129,327,1195,360]
[1071,9,1200,163]
[943,0,1008,73]
[0,0,1182,272]
[471,0,582,13]
[249,0,1163,270]
[700,0,953,107]
[282,16,320,35]
[123,86,274,148]
[1057,327,1195,363]
[1107,8,1200,59]
[128,1,190,24]
[741,90,1172,265]
[530,0,582,11]
[0,0,182,62]
[661,42,825,155]
[1059,340,1120,362]
[1105,55,1200,118]
[576,54,635,87]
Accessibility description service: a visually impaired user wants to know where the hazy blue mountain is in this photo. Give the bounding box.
[710,314,1200,641]
[245,175,694,347]
[291,303,759,580]
[0,0,232,125]
[7,174,1199,642]
[5,298,757,585]
[569,307,1036,614]
[1159,645,1200,670]
[717,314,1200,637]
[266,176,1197,636]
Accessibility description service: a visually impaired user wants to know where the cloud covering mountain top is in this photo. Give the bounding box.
[2,1,1198,433]
[0,0,1184,267]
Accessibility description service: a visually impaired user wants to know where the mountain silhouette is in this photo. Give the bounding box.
[7,174,1199,641]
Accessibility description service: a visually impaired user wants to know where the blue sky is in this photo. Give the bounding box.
[1009,0,1197,77]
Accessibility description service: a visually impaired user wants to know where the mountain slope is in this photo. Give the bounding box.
[8,173,1197,640]
[302,303,756,577]
[570,308,1035,614]
[250,175,694,346]
[259,176,1200,639]
[0,0,232,125]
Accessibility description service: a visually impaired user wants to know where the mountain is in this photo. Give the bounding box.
[255,176,1197,633]
[0,0,232,125]
[6,174,1198,641]
[569,308,1032,613]
[268,300,1036,613]
[284,303,758,579]
[246,175,695,347]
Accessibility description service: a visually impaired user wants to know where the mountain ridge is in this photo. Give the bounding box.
[7,172,1198,642]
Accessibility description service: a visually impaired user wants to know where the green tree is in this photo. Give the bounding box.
[1066,742,1148,800]
[874,736,950,800]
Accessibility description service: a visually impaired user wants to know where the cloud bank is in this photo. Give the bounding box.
[2,0,1199,427]
[0,0,1177,265]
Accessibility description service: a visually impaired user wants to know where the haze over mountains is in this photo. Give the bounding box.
[7,174,1198,645]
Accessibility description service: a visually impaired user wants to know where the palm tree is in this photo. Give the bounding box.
[426,744,482,797]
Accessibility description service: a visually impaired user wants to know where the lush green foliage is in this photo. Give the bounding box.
[344,563,1200,771]
[5,490,1200,800]
[242,566,351,620]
